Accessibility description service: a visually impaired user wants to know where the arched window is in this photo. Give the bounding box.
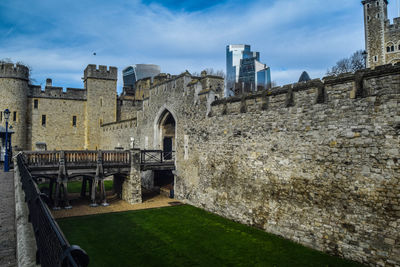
[391,45,395,52]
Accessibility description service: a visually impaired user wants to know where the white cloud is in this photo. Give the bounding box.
[1,0,390,91]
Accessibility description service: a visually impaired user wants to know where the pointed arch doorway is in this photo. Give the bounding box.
[154,108,176,156]
[144,108,176,198]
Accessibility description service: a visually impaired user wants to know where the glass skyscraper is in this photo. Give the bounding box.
[122,64,161,90]
[226,44,271,95]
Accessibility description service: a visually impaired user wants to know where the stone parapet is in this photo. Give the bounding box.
[0,63,29,81]
[84,64,117,81]
[29,85,86,100]
[13,159,39,267]
[210,64,400,116]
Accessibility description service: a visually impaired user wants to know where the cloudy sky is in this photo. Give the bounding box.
[0,0,399,93]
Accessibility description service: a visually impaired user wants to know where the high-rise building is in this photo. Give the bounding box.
[226,44,271,95]
[122,64,160,94]
[238,57,271,93]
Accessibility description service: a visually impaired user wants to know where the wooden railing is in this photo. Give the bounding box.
[23,150,131,168]
[23,151,60,167]
[103,151,131,166]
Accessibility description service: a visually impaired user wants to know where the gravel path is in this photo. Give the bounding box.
[52,193,181,219]
[0,170,17,267]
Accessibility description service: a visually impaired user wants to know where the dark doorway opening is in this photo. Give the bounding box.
[154,170,174,198]
[163,137,172,160]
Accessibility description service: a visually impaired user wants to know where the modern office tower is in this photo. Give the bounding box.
[226,44,271,95]
[238,57,271,93]
[122,64,161,94]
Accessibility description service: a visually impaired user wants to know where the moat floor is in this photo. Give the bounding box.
[0,170,17,267]
[58,205,364,267]
[52,193,179,219]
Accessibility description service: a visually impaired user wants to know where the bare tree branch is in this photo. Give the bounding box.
[326,50,365,76]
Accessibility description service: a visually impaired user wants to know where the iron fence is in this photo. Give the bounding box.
[17,154,89,267]
[140,150,175,164]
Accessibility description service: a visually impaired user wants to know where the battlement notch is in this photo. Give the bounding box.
[0,63,29,81]
[29,85,86,100]
[84,64,117,81]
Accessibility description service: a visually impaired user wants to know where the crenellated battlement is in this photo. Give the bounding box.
[28,85,86,100]
[84,64,117,81]
[0,63,29,81]
[210,63,400,116]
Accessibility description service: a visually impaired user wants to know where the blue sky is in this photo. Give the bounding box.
[0,0,399,93]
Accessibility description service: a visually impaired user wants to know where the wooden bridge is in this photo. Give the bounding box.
[20,149,175,209]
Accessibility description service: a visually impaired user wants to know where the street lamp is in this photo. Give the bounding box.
[3,109,10,172]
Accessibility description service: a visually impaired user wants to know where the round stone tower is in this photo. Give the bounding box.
[0,63,29,151]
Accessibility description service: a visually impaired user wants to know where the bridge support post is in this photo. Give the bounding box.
[90,151,109,207]
[122,149,142,204]
[81,177,87,198]
[54,151,71,210]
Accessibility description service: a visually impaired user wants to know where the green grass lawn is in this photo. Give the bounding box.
[57,205,363,267]
[38,180,113,194]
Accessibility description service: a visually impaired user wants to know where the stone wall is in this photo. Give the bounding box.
[0,63,29,150]
[29,85,86,100]
[84,65,117,150]
[100,119,137,150]
[26,97,86,150]
[363,0,400,67]
[173,66,400,266]
[117,99,141,121]
[106,64,399,265]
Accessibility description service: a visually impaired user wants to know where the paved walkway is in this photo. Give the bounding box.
[0,170,17,267]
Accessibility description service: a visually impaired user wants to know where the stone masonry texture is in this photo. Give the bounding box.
[0,170,17,267]
[363,0,400,68]
[0,63,117,151]
[101,65,399,266]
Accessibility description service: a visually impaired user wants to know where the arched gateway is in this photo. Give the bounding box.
[153,106,177,151]
[141,107,177,197]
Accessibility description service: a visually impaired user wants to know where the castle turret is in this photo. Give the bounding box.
[362,0,388,68]
[83,64,117,149]
[0,63,29,151]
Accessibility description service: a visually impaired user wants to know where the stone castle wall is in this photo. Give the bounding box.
[26,97,86,150]
[0,64,29,150]
[84,65,117,150]
[173,65,400,266]
[364,0,400,67]
[117,99,142,121]
[100,118,137,149]
[29,85,86,100]
[0,63,118,151]
[106,64,399,265]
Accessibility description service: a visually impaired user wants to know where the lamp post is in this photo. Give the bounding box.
[3,109,10,172]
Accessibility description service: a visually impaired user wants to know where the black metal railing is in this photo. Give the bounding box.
[17,154,89,267]
[140,150,175,164]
